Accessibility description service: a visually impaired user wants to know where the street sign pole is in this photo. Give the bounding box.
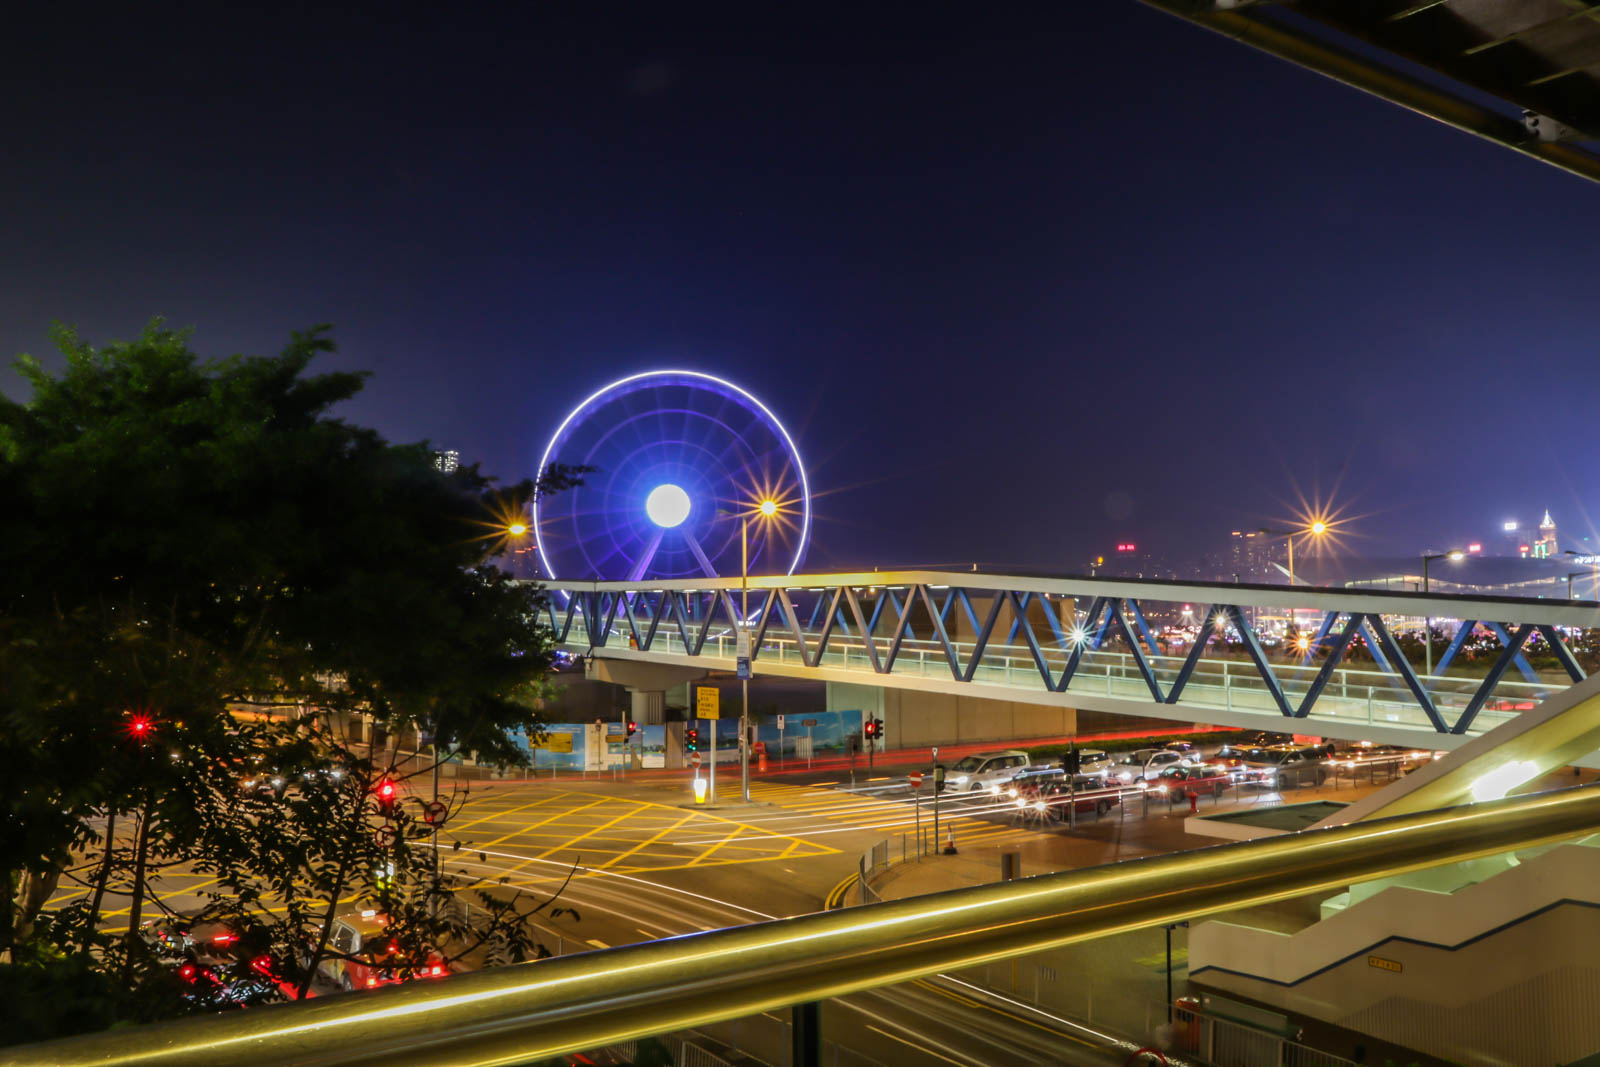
[777,714,786,770]
[932,745,940,851]
[697,686,721,805]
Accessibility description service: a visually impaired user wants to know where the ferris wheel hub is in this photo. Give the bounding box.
[645,483,692,529]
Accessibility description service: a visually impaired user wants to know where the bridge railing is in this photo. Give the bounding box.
[573,624,1554,739]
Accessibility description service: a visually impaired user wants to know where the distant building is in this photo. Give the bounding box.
[433,449,460,474]
[1532,509,1559,558]
[1226,529,1285,582]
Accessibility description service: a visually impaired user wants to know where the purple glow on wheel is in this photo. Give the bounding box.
[534,370,811,583]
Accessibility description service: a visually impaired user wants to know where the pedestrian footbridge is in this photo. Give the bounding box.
[541,571,1600,750]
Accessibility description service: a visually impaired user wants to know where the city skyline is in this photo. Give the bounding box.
[4,4,1599,570]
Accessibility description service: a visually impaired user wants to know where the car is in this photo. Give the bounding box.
[1107,748,1190,784]
[318,910,449,992]
[1162,741,1202,758]
[1037,775,1121,818]
[1076,749,1112,776]
[1147,764,1234,803]
[1240,745,1330,789]
[945,750,1033,793]
[1216,732,1292,758]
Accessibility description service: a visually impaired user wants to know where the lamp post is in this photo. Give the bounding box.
[740,498,780,803]
[1421,550,1465,678]
[1563,550,1598,602]
[1258,521,1327,633]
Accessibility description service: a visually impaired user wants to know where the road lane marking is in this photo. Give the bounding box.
[527,802,655,864]
[471,795,614,849]
[445,790,574,834]
[595,811,702,870]
[865,1024,967,1065]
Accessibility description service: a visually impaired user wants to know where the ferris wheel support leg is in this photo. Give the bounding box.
[685,532,722,579]
[627,530,665,583]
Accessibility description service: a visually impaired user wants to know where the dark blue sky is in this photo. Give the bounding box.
[6,3,1598,571]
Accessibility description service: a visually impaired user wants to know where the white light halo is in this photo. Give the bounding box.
[534,369,812,581]
[645,483,692,528]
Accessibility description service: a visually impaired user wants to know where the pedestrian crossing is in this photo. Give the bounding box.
[748,781,1048,849]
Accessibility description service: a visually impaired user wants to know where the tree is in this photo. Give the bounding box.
[0,321,581,1036]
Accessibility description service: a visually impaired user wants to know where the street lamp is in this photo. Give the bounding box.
[740,498,783,802]
[1421,550,1465,678]
[1260,521,1329,587]
[1563,550,1598,602]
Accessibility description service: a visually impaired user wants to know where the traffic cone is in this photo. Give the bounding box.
[942,827,958,855]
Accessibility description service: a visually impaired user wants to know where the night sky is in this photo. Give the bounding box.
[7,3,1599,572]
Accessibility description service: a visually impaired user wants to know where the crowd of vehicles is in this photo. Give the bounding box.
[926,736,1441,819]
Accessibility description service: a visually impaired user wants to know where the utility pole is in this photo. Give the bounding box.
[740,518,751,802]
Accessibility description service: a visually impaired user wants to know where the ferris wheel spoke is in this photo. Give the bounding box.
[683,531,722,580]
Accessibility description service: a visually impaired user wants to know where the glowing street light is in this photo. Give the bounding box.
[759,498,778,518]
[507,522,528,536]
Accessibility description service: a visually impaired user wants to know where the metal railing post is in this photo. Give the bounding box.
[792,1001,821,1067]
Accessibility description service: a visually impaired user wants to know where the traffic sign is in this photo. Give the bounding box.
[690,751,702,767]
[802,718,818,727]
[423,800,449,825]
[374,824,398,848]
[736,656,751,680]
[776,714,785,730]
[696,686,720,719]
[908,771,924,789]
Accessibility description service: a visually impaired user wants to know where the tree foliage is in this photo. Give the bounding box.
[0,321,582,1040]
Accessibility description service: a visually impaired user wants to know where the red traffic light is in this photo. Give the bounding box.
[376,779,398,805]
[626,721,638,736]
[123,712,155,741]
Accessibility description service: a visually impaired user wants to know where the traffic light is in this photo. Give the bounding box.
[686,726,699,752]
[375,779,398,810]
[863,719,878,740]
[1062,749,1081,775]
[626,720,637,738]
[933,764,947,794]
[874,717,884,739]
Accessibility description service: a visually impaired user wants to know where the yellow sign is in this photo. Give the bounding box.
[1367,955,1402,974]
[537,732,574,753]
[696,686,720,719]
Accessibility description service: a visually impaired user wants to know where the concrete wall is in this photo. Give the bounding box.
[827,683,1076,747]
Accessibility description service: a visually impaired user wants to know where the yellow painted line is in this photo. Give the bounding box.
[596,812,702,870]
[824,871,859,909]
[587,938,610,949]
[445,790,574,834]
[528,803,658,863]
[686,823,759,867]
[472,795,615,849]
[865,1025,966,1066]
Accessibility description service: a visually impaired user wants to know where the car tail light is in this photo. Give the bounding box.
[367,977,378,987]
[179,964,196,981]
[429,964,445,977]
[212,933,237,945]
[250,955,273,975]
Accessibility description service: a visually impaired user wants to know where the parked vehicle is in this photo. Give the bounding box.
[1216,732,1292,758]
[1037,775,1121,817]
[1107,748,1191,784]
[945,750,1033,793]
[1241,745,1330,789]
[1148,763,1234,802]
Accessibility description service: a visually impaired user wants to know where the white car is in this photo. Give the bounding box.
[1077,749,1112,776]
[1107,748,1191,784]
[945,750,1032,793]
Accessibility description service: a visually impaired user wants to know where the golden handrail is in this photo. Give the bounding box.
[9,784,1599,1067]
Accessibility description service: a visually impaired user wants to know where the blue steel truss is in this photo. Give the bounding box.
[546,585,1586,736]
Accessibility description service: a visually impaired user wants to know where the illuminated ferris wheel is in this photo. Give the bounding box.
[534,371,811,583]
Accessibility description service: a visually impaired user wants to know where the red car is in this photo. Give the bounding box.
[319,910,450,992]
[1147,764,1235,803]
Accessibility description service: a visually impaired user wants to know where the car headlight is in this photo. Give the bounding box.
[953,775,968,785]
